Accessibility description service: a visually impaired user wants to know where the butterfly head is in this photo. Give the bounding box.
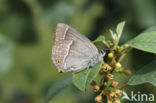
[98,49,105,61]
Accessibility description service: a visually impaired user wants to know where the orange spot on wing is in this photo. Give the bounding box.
[56,59,61,65]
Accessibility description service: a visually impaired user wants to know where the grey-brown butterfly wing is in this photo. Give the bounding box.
[63,24,101,72]
[52,40,73,70]
[52,23,103,73]
[54,23,69,42]
[54,23,98,54]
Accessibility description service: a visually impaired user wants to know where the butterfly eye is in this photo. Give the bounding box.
[56,59,61,65]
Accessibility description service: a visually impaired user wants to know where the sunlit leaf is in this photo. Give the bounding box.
[128,60,156,86]
[93,35,105,43]
[128,31,156,53]
[72,62,102,91]
[116,21,125,39]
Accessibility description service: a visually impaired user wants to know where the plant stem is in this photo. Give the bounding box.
[118,53,126,62]
[119,45,131,53]
[102,41,110,48]
[106,94,110,103]
[119,84,128,90]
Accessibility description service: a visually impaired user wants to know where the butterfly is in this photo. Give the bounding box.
[52,23,105,73]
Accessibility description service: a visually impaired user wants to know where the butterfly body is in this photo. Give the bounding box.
[52,23,104,73]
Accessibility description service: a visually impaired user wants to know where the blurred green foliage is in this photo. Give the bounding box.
[0,0,156,103]
[0,34,13,75]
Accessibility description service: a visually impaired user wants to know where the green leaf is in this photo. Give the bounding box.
[72,62,102,91]
[143,26,156,33]
[0,34,14,75]
[128,60,156,86]
[93,35,107,49]
[128,31,156,53]
[86,62,103,86]
[44,76,73,103]
[72,69,91,91]
[44,2,74,27]
[93,35,105,43]
[116,21,125,38]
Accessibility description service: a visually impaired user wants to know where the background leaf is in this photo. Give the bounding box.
[43,2,74,28]
[72,62,102,91]
[128,31,156,53]
[0,34,14,75]
[143,26,156,33]
[128,60,156,86]
[116,21,125,38]
[44,76,73,103]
